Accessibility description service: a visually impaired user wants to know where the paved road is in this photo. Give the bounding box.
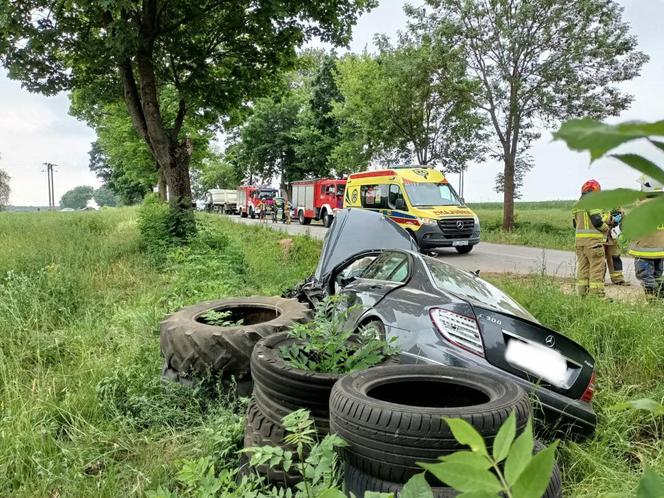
[228,215,638,285]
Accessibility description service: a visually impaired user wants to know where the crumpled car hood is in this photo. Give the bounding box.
[314,208,419,281]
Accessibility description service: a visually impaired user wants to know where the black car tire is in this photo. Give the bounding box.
[298,210,305,225]
[250,208,256,219]
[251,331,398,430]
[323,212,334,228]
[329,365,531,483]
[243,399,302,486]
[343,441,561,498]
[455,245,473,254]
[251,331,352,418]
[240,208,247,218]
[160,297,311,380]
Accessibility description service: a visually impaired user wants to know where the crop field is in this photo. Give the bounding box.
[0,208,662,497]
[470,201,575,250]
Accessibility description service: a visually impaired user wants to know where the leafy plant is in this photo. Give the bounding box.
[200,310,244,327]
[413,413,558,498]
[279,296,398,374]
[553,118,664,239]
[242,409,348,498]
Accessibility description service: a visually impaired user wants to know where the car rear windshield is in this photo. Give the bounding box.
[424,257,538,322]
[404,182,462,207]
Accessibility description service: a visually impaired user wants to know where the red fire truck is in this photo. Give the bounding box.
[236,185,278,218]
[291,179,346,227]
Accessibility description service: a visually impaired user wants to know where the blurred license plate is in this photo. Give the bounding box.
[452,240,468,246]
[505,339,568,388]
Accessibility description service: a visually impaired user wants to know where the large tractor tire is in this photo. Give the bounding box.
[160,297,311,381]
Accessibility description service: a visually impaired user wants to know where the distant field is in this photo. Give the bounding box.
[470,200,575,251]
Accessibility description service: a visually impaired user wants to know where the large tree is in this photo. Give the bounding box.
[334,31,486,172]
[414,0,647,229]
[0,0,375,231]
[60,186,94,210]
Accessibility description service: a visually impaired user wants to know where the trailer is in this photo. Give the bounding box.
[237,185,278,218]
[291,178,346,227]
[205,189,238,214]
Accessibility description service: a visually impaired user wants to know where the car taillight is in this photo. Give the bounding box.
[430,308,484,357]
[581,371,596,403]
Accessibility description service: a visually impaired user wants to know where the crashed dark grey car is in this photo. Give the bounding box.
[298,208,597,436]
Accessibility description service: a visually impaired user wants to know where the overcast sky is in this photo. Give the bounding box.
[1,0,662,206]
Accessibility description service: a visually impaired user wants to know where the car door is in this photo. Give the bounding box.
[339,251,411,319]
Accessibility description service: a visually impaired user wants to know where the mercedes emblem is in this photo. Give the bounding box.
[456,220,464,229]
[545,335,555,347]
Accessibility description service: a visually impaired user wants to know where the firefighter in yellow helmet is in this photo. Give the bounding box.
[628,180,664,299]
[573,180,610,296]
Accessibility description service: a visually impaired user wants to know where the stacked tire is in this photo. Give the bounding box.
[160,297,311,386]
[330,365,562,498]
[243,331,398,486]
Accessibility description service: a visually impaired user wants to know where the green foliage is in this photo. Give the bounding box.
[554,118,664,239]
[636,470,664,498]
[242,409,348,498]
[138,195,197,257]
[200,310,244,327]
[334,31,486,170]
[93,185,119,207]
[59,185,95,209]
[0,207,320,496]
[611,399,664,416]
[0,168,10,207]
[416,415,557,498]
[413,0,647,227]
[279,296,398,374]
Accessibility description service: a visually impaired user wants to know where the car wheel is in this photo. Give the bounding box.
[160,297,311,381]
[455,245,473,254]
[250,208,256,219]
[343,441,562,498]
[298,210,305,225]
[358,319,386,341]
[240,208,247,218]
[329,364,531,483]
[323,211,334,228]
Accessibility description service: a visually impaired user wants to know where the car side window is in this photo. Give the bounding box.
[362,252,410,283]
[360,184,388,209]
[334,255,377,293]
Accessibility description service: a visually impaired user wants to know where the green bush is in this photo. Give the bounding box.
[138,195,197,259]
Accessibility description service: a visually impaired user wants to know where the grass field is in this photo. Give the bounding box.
[0,207,662,497]
[470,201,575,250]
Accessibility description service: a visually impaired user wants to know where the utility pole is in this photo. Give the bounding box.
[42,162,57,209]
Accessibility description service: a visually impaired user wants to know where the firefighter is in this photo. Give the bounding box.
[604,208,627,285]
[573,180,610,296]
[628,180,664,299]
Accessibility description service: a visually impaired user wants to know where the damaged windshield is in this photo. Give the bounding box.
[404,182,462,207]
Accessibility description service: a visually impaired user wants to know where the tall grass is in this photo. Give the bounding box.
[1,208,660,496]
[470,201,575,250]
[491,275,664,497]
[0,208,320,497]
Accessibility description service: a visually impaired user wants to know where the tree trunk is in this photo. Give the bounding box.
[157,168,168,201]
[165,141,194,210]
[502,154,516,230]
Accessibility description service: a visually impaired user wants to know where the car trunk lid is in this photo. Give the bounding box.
[472,305,595,400]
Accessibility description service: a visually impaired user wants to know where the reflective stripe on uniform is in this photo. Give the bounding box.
[576,231,604,238]
[589,281,605,289]
[628,246,664,258]
[573,210,604,238]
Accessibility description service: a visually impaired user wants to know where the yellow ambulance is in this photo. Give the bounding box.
[343,167,480,253]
